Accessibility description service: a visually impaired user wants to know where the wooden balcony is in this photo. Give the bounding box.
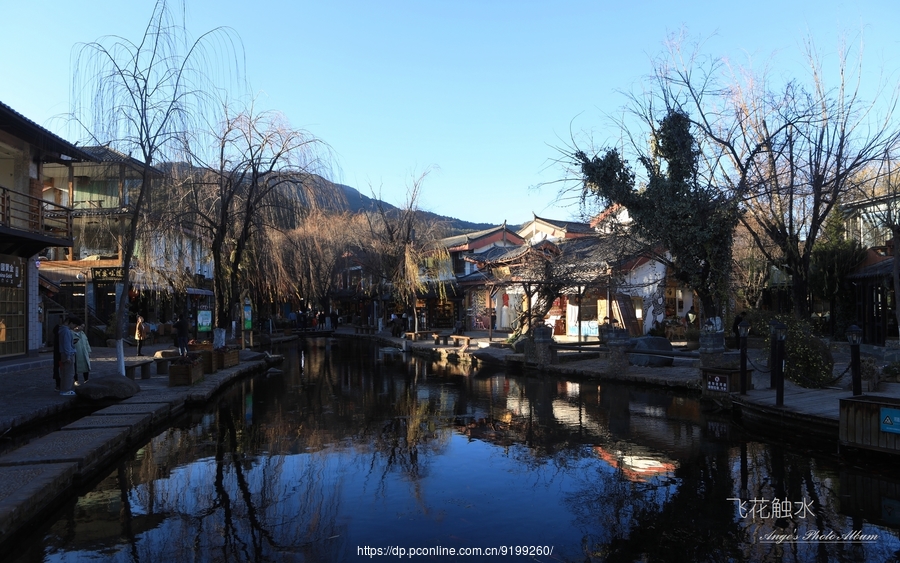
[0,187,73,257]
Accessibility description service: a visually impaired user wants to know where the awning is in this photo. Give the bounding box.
[186,287,213,296]
[848,258,893,280]
[133,282,173,293]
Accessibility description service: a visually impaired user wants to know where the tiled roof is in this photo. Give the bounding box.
[0,100,95,162]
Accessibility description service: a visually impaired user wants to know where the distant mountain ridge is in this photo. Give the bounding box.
[333,181,498,235]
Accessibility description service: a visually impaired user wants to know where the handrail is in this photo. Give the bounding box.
[549,340,701,359]
[0,187,72,239]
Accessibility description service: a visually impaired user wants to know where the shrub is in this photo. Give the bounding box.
[883,361,900,382]
[744,310,835,388]
[785,328,834,388]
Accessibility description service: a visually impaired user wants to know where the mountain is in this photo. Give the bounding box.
[333,182,497,235]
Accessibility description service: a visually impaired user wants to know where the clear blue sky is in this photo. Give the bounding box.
[2,1,897,225]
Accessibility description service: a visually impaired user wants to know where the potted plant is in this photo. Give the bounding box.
[169,353,203,386]
[214,344,240,368]
[187,339,213,351]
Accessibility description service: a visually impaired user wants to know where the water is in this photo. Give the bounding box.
[3,337,900,562]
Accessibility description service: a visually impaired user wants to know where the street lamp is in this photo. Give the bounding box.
[739,319,750,395]
[774,321,788,407]
[846,324,863,396]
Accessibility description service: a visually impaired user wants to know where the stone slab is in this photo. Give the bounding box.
[61,413,153,438]
[0,463,77,538]
[91,402,171,423]
[121,392,187,408]
[0,428,129,473]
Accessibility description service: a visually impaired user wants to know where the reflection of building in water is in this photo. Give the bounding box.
[593,443,678,483]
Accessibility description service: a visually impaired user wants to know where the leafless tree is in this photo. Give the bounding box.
[285,210,362,312]
[70,0,243,374]
[172,104,335,330]
[355,172,451,331]
[647,35,900,317]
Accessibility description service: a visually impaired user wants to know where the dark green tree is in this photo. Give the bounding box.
[808,209,866,336]
[576,109,739,319]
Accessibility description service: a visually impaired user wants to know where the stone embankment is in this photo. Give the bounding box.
[0,339,280,553]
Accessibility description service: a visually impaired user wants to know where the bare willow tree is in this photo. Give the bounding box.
[70,0,243,374]
[172,104,334,332]
[647,36,900,317]
[356,172,451,331]
[286,210,362,312]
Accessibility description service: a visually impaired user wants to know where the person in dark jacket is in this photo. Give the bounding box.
[173,315,189,356]
[58,317,78,396]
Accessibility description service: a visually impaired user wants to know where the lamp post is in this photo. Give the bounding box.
[769,319,779,389]
[76,269,90,335]
[774,321,788,407]
[739,319,750,395]
[847,324,863,396]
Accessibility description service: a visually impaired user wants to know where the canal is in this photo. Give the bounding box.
[3,336,900,562]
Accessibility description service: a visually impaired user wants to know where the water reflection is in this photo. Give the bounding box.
[4,338,900,562]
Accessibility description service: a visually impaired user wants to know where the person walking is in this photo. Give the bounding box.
[135,315,148,356]
[173,315,189,356]
[58,317,77,396]
[73,320,91,384]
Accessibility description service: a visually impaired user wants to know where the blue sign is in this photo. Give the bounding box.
[880,407,900,435]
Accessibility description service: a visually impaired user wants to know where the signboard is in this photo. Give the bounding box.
[706,373,729,393]
[91,267,124,281]
[0,255,23,288]
[880,407,900,435]
[197,310,212,333]
[243,305,252,330]
[567,320,599,337]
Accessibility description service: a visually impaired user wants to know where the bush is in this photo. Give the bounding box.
[744,310,834,388]
[883,362,900,382]
[785,328,834,388]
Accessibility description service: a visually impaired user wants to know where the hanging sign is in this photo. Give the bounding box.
[0,255,23,288]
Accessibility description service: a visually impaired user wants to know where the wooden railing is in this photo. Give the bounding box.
[0,187,72,240]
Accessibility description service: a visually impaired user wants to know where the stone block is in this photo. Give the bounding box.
[630,336,674,367]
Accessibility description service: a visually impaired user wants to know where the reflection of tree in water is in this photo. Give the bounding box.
[561,436,900,563]
[112,400,348,562]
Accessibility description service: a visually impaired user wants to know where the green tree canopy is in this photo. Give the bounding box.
[576,109,739,318]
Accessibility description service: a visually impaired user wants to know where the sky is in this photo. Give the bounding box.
[2,1,898,226]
